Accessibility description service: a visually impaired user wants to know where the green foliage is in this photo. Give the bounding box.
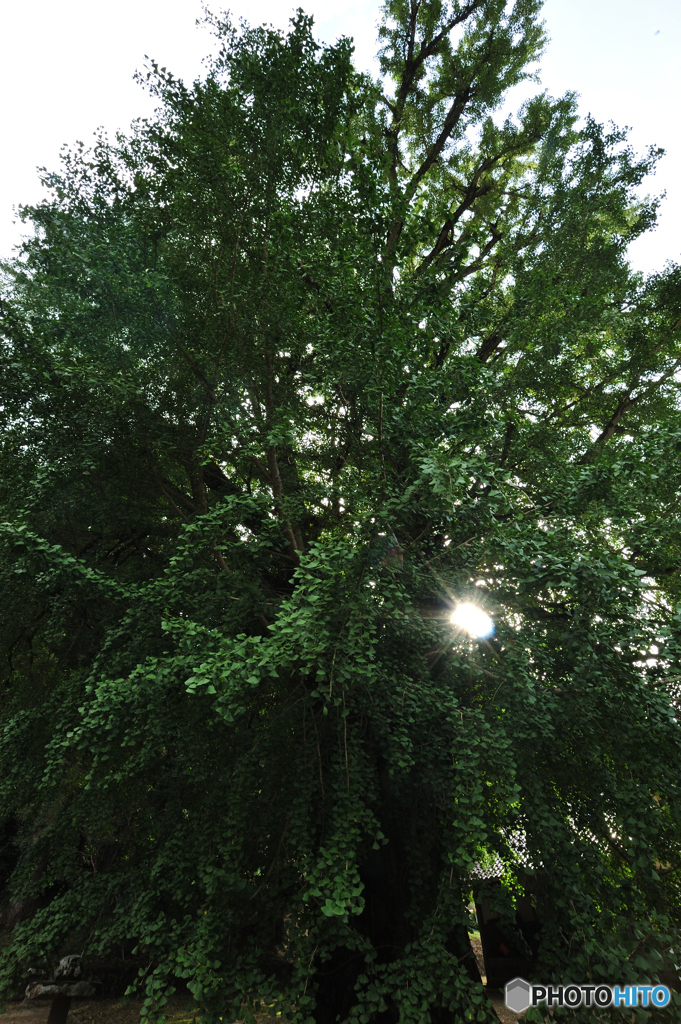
[0,2,680,1022]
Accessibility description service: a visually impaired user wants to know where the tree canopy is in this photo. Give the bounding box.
[1,1,681,1021]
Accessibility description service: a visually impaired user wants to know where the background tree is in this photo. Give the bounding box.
[1,1,681,1022]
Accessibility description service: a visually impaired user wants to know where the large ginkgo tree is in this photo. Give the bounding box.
[1,1,680,1021]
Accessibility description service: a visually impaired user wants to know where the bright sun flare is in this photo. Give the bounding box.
[450,602,494,638]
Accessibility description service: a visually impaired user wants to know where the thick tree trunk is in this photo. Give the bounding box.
[311,838,408,1022]
[311,756,496,1024]
[312,829,487,1020]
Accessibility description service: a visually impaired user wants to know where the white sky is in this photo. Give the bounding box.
[1,0,679,274]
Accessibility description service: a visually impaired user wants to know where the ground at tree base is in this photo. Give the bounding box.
[0,996,525,1024]
[0,938,524,1024]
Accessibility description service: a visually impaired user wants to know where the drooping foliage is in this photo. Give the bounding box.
[1,2,681,1022]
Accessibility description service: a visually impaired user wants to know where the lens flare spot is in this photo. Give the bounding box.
[450,603,494,638]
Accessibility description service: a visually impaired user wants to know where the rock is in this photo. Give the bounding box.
[25,981,96,1000]
[54,956,83,981]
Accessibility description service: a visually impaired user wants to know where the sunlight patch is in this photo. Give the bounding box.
[450,603,494,638]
